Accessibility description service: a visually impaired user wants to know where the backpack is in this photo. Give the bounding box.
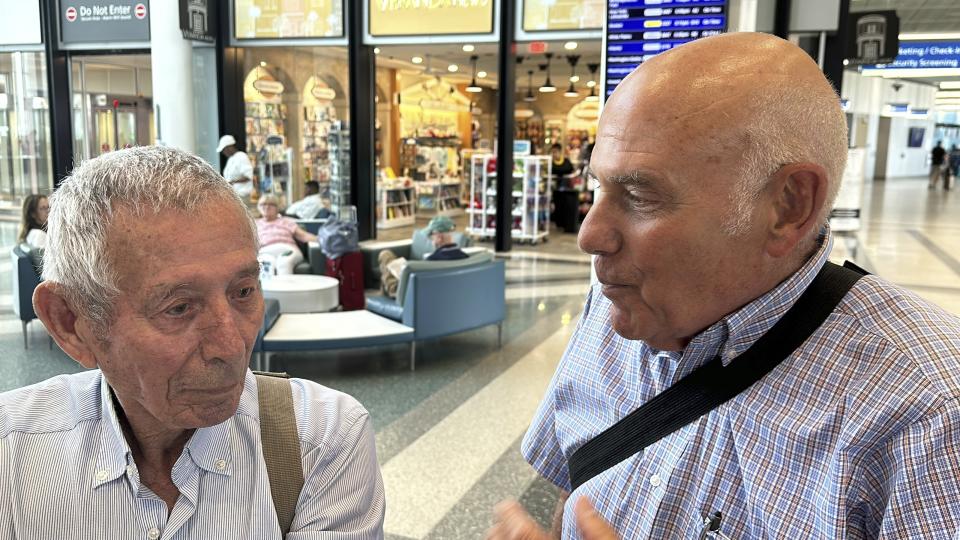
[318,217,359,259]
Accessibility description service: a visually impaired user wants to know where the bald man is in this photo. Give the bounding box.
[489,33,960,539]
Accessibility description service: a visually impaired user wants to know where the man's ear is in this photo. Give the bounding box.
[33,282,100,369]
[763,163,828,258]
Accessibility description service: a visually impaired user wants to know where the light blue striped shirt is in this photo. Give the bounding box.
[0,370,385,539]
[523,234,960,538]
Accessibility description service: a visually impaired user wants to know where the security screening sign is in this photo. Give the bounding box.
[60,1,150,44]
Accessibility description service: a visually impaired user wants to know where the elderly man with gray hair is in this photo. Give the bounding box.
[0,146,384,539]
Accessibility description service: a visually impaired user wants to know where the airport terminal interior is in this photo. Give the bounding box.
[2,0,960,538]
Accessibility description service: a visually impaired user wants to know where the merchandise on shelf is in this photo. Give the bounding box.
[301,102,337,185]
[327,122,351,214]
[466,153,552,244]
[415,177,463,217]
[244,101,288,175]
[377,177,417,229]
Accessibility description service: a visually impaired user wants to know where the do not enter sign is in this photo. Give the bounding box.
[134,3,146,19]
[65,6,77,22]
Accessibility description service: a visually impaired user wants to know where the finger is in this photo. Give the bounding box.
[490,500,549,540]
[574,497,620,540]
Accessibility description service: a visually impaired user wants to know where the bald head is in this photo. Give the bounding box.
[601,32,848,236]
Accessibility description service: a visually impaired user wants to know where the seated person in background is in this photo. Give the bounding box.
[550,143,575,189]
[378,216,467,297]
[425,215,468,261]
[217,135,257,201]
[18,193,50,249]
[256,194,317,275]
[285,180,333,219]
[2,146,384,538]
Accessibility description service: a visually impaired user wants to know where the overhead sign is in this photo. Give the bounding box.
[369,0,494,37]
[180,0,215,42]
[862,41,960,73]
[605,0,727,98]
[0,1,43,45]
[234,0,343,39]
[845,10,899,66]
[523,0,604,32]
[60,0,150,44]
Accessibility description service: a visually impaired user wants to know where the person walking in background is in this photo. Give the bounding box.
[217,134,257,201]
[947,144,960,191]
[17,194,49,249]
[929,140,947,189]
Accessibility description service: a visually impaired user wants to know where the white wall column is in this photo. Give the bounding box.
[149,2,195,152]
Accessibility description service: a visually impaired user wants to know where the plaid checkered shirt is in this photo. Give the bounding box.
[523,233,960,539]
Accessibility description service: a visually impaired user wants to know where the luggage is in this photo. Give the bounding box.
[326,251,365,311]
[318,218,359,260]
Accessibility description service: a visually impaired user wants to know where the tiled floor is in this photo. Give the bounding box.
[0,176,958,538]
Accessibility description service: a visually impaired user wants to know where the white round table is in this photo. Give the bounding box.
[262,275,339,313]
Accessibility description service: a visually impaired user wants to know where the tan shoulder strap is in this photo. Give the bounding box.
[255,372,305,537]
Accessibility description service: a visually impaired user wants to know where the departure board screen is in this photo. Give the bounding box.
[605,1,728,98]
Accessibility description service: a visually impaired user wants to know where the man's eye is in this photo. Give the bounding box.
[237,287,255,298]
[166,303,190,316]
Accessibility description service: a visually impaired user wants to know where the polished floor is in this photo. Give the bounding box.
[1,176,958,538]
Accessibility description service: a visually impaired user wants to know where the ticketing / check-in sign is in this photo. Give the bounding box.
[605,0,727,99]
[60,0,150,44]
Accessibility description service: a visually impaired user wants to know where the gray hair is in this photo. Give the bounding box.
[721,84,848,246]
[43,146,256,329]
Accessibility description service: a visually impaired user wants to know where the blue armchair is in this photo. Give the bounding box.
[360,228,472,289]
[366,252,505,367]
[11,244,42,349]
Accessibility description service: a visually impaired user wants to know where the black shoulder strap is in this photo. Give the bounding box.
[567,261,867,491]
[255,371,306,536]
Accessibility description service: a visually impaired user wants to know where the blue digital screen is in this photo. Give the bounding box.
[605,0,728,98]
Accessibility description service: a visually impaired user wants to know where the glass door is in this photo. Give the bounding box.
[94,108,115,155]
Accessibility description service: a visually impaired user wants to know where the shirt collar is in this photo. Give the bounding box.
[93,371,256,491]
[670,228,833,379]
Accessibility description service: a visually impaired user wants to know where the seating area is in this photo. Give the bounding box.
[255,245,505,370]
[10,245,41,349]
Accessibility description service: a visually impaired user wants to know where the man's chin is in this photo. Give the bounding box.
[608,304,646,341]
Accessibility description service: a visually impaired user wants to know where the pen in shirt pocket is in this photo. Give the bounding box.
[697,511,733,540]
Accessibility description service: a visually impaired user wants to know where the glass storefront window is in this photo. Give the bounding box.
[240,47,351,210]
[0,51,53,209]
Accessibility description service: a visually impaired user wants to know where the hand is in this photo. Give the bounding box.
[573,497,619,540]
[486,498,619,540]
[486,500,550,540]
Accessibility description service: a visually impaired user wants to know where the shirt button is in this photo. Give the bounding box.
[649,473,662,488]
[147,527,160,539]
[125,466,134,476]
[95,470,109,482]
[215,459,227,471]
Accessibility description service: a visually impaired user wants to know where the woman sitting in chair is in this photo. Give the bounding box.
[256,194,317,275]
[19,194,50,249]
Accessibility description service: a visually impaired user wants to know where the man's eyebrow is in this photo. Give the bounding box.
[605,169,667,190]
[146,263,262,305]
[238,263,262,279]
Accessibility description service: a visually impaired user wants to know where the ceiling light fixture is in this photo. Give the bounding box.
[941,81,960,90]
[936,91,960,98]
[564,54,581,97]
[374,47,381,54]
[463,44,475,52]
[585,62,601,102]
[477,70,487,79]
[539,53,556,93]
[564,41,578,50]
[448,64,459,72]
[525,69,537,102]
[412,56,423,64]
[466,55,482,93]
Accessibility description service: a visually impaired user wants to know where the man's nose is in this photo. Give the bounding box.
[199,299,248,361]
[578,192,622,256]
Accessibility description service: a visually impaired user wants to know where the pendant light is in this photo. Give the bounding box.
[585,62,600,102]
[564,55,580,97]
[524,69,536,102]
[466,55,482,93]
[539,52,556,93]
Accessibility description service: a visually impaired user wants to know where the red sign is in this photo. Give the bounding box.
[134,3,147,19]
[65,6,77,22]
[527,42,548,54]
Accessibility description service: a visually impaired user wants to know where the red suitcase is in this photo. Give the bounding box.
[326,251,365,311]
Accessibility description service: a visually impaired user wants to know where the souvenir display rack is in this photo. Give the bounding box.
[467,154,552,243]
